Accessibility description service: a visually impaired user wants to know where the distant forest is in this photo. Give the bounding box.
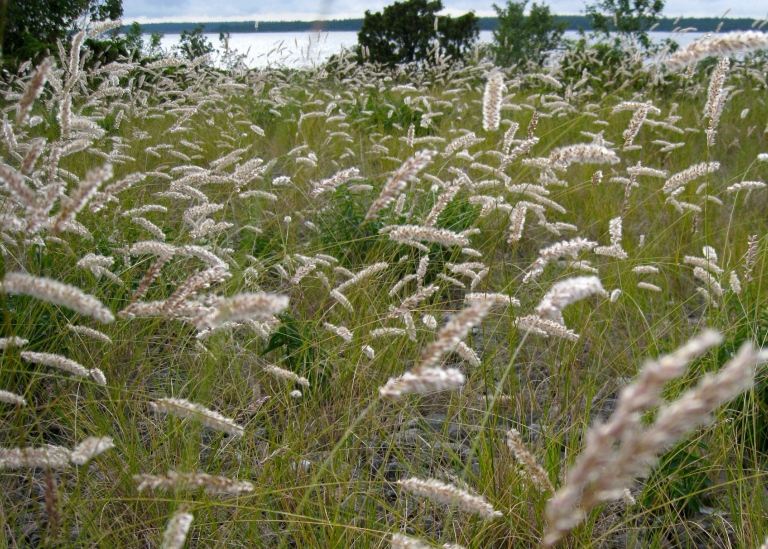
[125,16,761,36]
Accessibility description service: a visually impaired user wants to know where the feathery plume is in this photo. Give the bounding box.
[390,533,432,549]
[334,262,388,293]
[419,299,494,370]
[135,471,254,495]
[263,364,310,387]
[637,282,662,292]
[535,276,604,321]
[744,235,759,283]
[0,162,36,208]
[424,183,461,227]
[90,368,107,386]
[310,167,360,197]
[667,31,768,69]
[0,445,71,470]
[1,272,114,323]
[386,225,469,247]
[632,265,660,274]
[507,429,554,493]
[483,71,505,132]
[370,327,407,338]
[0,390,27,406]
[20,351,90,377]
[53,164,113,233]
[380,367,465,400]
[150,398,244,437]
[464,292,520,307]
[514,315,579,341]
[365,150,434,221]
[622,103,651,149]
[70,436,115,465]
[547,144,619,170]
[17,57,54,127]
[725,181,766,193]
[523,238,597,283]
[662,162,720,194]
[67,324,112,344]
[161,511,193,549]
[195,293,288,330]
[542,330,738,546]
[21,138,46,175]
[398,477,502,519]
[0,336,29,349]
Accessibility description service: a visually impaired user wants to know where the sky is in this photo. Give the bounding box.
[121,0,768,23]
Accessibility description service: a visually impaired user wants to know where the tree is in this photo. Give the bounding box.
[585,0,665,50]
[175,25,214,61]
[146,31,164,58]
[0,0,122,67]
[357,0,479,66]
[123,21,143,55]
[490,0,567,67]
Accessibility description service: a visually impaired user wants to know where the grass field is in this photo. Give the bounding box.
[1,28,768,548]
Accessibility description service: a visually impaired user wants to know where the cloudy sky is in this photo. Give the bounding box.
[122,0,767,23]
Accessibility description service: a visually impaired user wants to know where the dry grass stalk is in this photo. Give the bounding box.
[424,182,461,227]
[67,324,112,343]
[523,238,597,283]
[483,71,505,132]
[334,262,388,293]
[0,390,27,406]
[365,150,435,221]
[70,437,115,465]
[16,57,54,126]
[135,471,255,495]
[20,351,90,378]
[543,332,768,546]
[418,299,494,370]
[380,367,465,400]
[0,445,71,470]
[547,143,620,170]
[514,315,579,341]
[744,234,759,283]
[507,429,555,493]
[535,276,604,322]
[397,477,502,519]
[386,225,470,247]
[195,292,289,329]
[150,398,245,437]
[667,31,768,69]
[161,511,193,549]
[0,337,29,349]
[52,163,113,233]
[310,167,360,197]
[390,533,431,549]
[263,364,310,387]
[662,162,720,194]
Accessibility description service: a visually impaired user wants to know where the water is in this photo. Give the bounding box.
[151,30,706,68]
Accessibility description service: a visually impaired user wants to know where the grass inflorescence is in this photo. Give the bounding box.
[1,23,768,548]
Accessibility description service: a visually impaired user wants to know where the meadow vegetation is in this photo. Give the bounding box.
[2,20,768,548]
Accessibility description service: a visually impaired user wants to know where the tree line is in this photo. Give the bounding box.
[1,0,764,70]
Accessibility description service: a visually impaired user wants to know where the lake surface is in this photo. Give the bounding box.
[151,30,707,68]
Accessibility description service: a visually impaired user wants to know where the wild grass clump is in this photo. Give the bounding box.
[1,21,768,547]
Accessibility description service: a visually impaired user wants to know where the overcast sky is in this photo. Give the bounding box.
[121,0,767,23]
